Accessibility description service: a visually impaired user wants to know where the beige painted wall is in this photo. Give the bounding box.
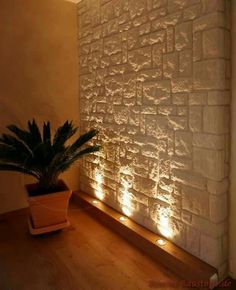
[0,0,79,214]
[230,0,236,280]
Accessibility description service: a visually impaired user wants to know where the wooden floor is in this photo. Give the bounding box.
[0,201,231,290]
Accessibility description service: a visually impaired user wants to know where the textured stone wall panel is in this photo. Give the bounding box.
[78,0,230,274]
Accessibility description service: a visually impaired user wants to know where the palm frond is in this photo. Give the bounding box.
[0,133,33,158]
[53,121,77,151]
[0,144,32,165]
[0,120,100,192]
[0,163,39,178]
[7,124,34,151]
[28,119,42,144]
[58,145,101,173]
[68,129,98,154]
[43,122,51,144]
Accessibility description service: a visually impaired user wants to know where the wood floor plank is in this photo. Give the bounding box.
[0,203,192,290]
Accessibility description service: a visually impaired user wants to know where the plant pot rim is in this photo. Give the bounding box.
[25,179,71,200]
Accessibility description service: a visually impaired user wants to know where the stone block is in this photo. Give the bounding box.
[186,227,200,256]
[163,52,178,78]
[182,185,209,217]
[152,11,182,31]
[182,210,192,224]
[139,23,151,35]
[171,169,207,190]
[192,215,226,238]
[183,4,202,21]
[193,12,225,32]
[133,15,148,28]
[177,106,188,116]
[128,0,146,19]
[171,78,192,93]
[189,92,207,105]
[128,47,152,71]
[170,156,192,171]
[175,22,192,51]
[168,116,188,131]
[104,34,122,55]
[103,18,119,37]
[193,59,226,90]
[172,93,188,105]
[208,91,230,105]
[203,28,225,58]
[179,50,192,76]
[189,106,202,132]
[114,106,129,125]
[159,178,174,194]
[166,27,174,52]
[203,106,229,134]
[193,32,202,61]
[193,148,225,180]
[149,30,166,45]
[123,73,136,100]
[193,133,225,150]
[210,194,227,223]
[153,0,168,9]
[127,27,139,50]
[175,131,192,158]
[143,80,171,105]
[200,235,224,267]
[158,106,176,115]
[171,1,198,12]
[148,7,167,21]
[152,43,165,69]
[105,76,123,98]
[207,179,229,195]
[133,176,157,197]
[101,2,115,24]
[202,0,225,13]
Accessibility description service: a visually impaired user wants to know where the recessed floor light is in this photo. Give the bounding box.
[119,216,126,221]
[156,239,166,246]
[92,200,99,204]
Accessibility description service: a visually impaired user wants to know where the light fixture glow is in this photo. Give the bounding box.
[119,216,126,221]
[156,239,166,246]
[92,200,99,204]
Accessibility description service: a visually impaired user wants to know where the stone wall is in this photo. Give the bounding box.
[78,0,230,275]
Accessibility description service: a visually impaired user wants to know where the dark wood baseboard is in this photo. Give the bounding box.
[0,207,28,222]
[73,191,218,288]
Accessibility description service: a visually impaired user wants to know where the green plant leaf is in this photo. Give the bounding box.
[7,124,35,151]
[53,120,77,151]
[68,129,98,154]
[0,163,39,178]
[43,121,51,144]
[0,120,100,192]
[0,133,33,158]
[28,119,42,144]
[58,145,101,173]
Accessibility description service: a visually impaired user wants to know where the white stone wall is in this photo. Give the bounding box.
[78,0,230,274]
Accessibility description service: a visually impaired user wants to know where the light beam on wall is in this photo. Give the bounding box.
[120,166,134,217]
[94,168,105,200]
[157,206,173,239]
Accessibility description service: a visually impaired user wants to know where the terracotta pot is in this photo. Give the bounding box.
[26,180,72,230]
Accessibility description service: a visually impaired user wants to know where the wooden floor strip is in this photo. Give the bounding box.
[0,202,198,289]
[73,190,218,287]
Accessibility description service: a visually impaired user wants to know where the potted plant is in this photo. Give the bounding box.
[0,120,100,235]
